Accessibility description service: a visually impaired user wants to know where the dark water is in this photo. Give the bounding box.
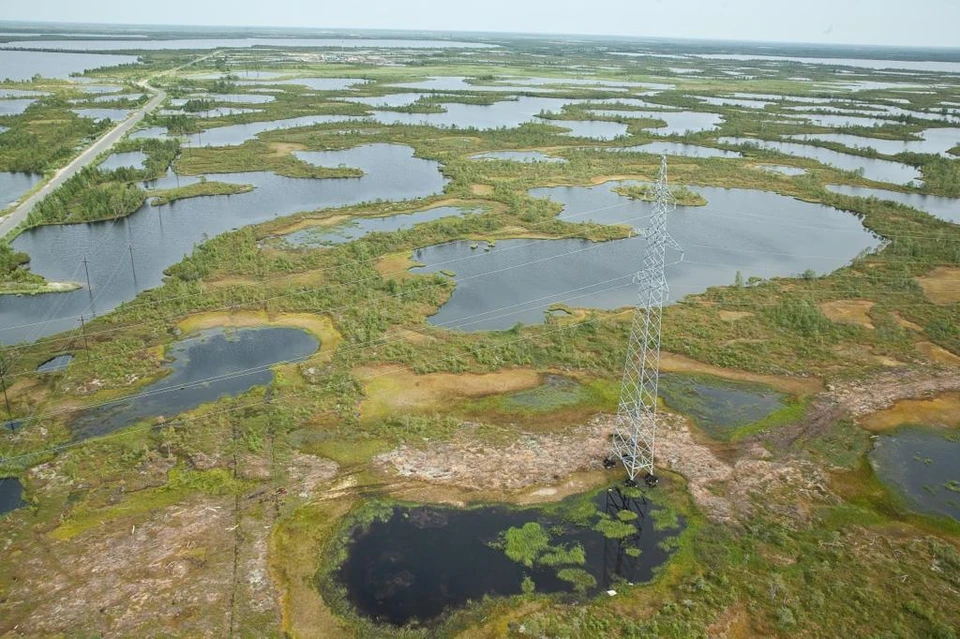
[718,137,923,185]
[0,477,24,516]
[0,50,137,81]
[0,172,42,207]
[870,427,960,520]
[603,142,741,159]
[472,151,566,163]
[337,488,679,627]
[825,184,960,224]
[282,205,477,247]
[69,326,318,441]
[1,144,445,345]
[36,354,73,373]
[99,151,147,171]
[658,374,787,438]
[412,183,879,331]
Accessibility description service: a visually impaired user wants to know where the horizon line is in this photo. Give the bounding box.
[1,18,959,52]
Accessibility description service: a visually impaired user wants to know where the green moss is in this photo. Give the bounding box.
[539,543,586,567]
[556,568,597,593]
[617,509,639,522]
[502,522,552,567]
[593,517,637,540]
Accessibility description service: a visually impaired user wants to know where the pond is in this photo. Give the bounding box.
[410,182,879,331]
[556,119,629,140]
[281,205,478,247]
[870,426,959,521]
[1,144,446,345]
[471,151,566,163]
[179,114,366,146]
[341,92,431,108]
[696,95,776,109]
[99,150,148,171]
[0,98,35,115]
[267,78,369,91]
[825,184,960,224]
[69,326,318,441]
[369,96,583,130]
[0,477,24,517]
[786,127,960,157]
[0,88,48,98]
[169,93,275,105]
[718,137,923,185]
[36,353,73,373]
[335,487,681,627]
[602,142,741,158]
[0,50,137,81]
[0,172,42,208]
[71,108,131,121]
[586,109,723,135]
[658,373,789,439]
[759,165,807,176]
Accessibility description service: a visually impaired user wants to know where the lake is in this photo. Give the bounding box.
[1,144,446,345]
[410,182,879,331]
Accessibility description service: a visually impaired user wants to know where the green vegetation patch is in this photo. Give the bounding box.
[148,179,254,205]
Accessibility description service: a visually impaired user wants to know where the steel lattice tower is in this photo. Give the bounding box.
[611,156,681,481]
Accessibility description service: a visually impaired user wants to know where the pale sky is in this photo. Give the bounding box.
[1,0,957,48]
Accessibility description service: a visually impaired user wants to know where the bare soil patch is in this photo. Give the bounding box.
[718,310,754,322]
[818,300,875,329]
[915,341,960,366]
[357,365,541,420]
[861,392,960,431]
[915,267,960,304]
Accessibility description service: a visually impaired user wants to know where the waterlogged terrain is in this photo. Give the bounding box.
[69,326,319,440]
[718,137,923,185]
[413,183,879,330]
[603,142,741,159]
[1,144,445,344]
[281,205,478,247]
[825,184,960,224]
[870,426,960,521]
[658,373,789,439]
[336,488,681,627]
[471,151,566,163]
[0,477,24,516]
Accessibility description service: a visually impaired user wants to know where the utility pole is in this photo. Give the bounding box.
[128,243,138,288]
[0,357,11,422]
[81,257,92,296]
[79,315,90,356]
[610,156,682,485]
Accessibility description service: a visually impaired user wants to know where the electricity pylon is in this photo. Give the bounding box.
[611,156,682,482]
